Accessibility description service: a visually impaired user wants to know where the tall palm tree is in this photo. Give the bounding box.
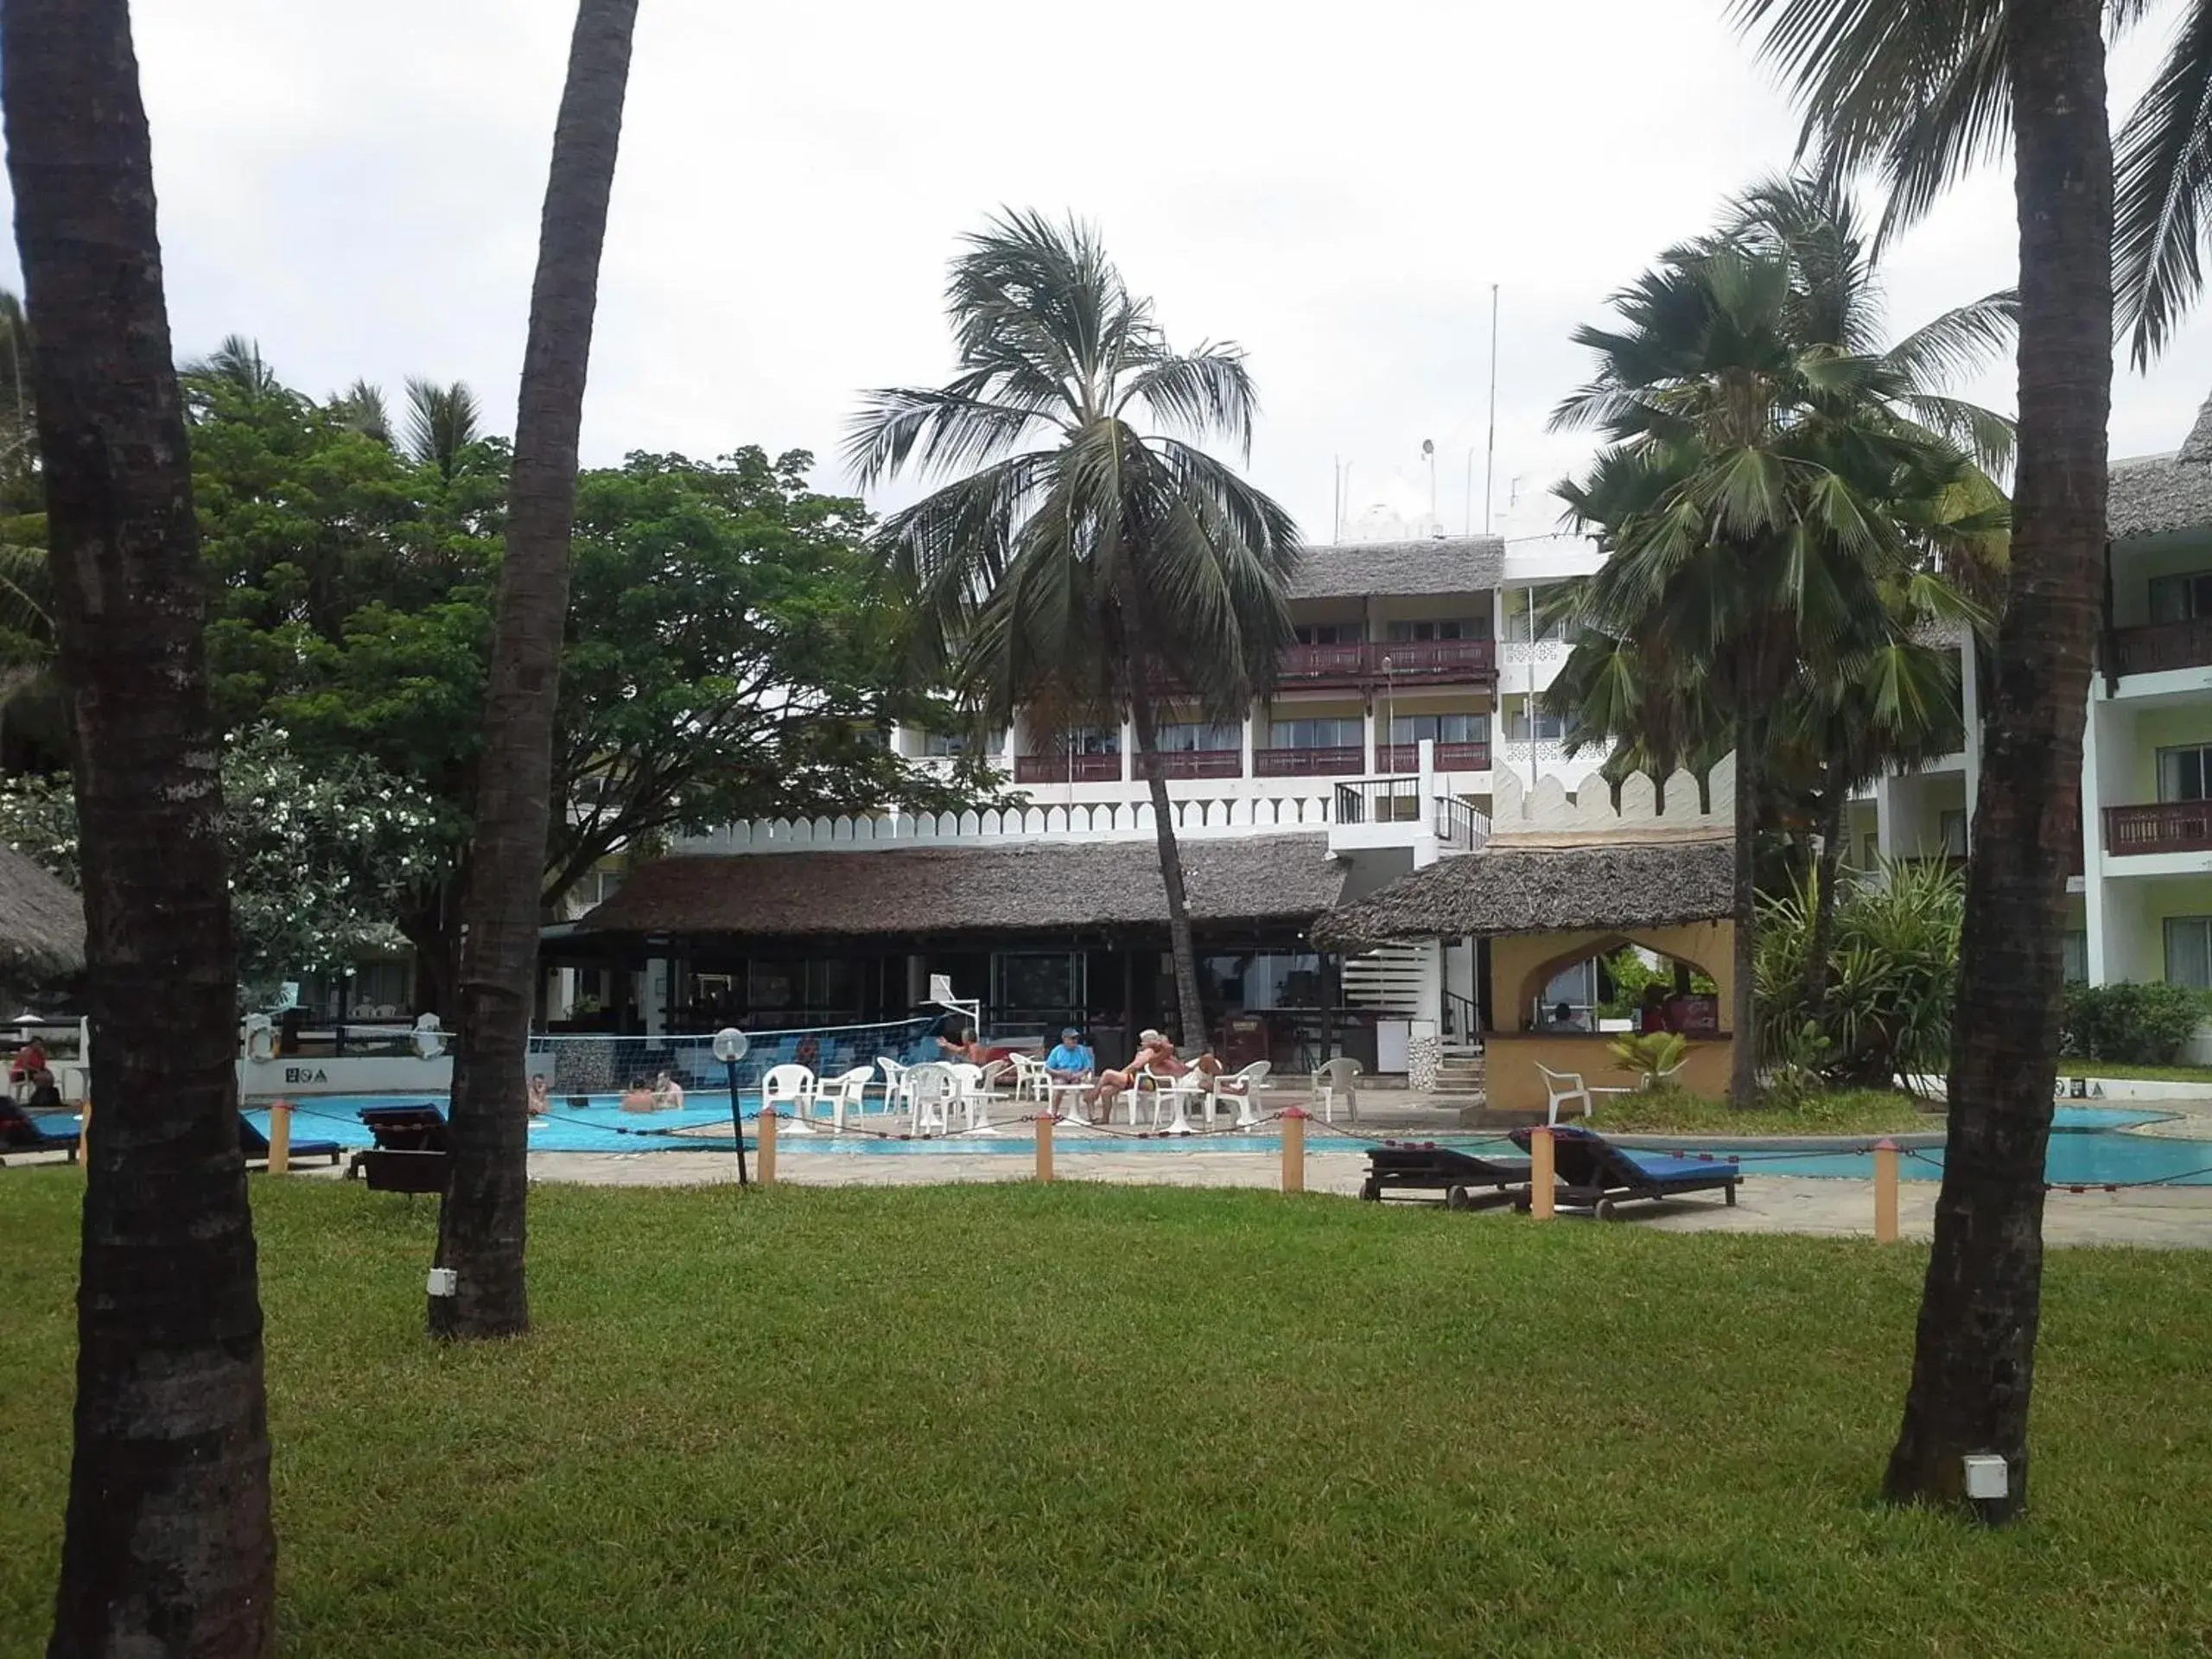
[1732,0,2114,1517]
[404,377,483,480]
[849,212,1300,1045]
[3,0,275,1649]
[433,0,639,1342]
[185,332,281,398]
[1554,242,1982,1107]
[330,377,395,446]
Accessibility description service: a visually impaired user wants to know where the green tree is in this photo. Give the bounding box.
[404,377,484,480]
[849,211,1300,1043]
[1732,0,2116,1516]
[435,0,640,1341]
[3,0,275,1646]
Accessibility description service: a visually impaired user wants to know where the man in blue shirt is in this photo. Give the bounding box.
[1044,1027,1095,1084]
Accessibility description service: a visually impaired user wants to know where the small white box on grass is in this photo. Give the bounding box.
[1962,1454,2009,1500]
[426,1268,458,1299]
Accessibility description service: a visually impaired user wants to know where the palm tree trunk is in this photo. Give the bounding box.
[3,2,276,1648]
[1885,0,2111,1519]
[1802,755,1850,1019]
[1728,710,1761,1109]
[1129,695,1207,1048]
[432,0,638,1341]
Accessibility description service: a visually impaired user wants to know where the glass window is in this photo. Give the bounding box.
[2062,931,2088,984]
[921,729,970,757]
[1033,724,1119,755]
[805,957,855,1012]
[748,961,798,1009]
[1205,950,1324,1010]
[1503,590,1570,644]
[1268,717,1362,750]
[1157,721,1241,752]
[2148,571,2212,623]
[1389,712,1490,745]
[1386,617,1485,642]
[2158,745,2212,803]
[2165,917,2212,988]
[1503,706,1569,741]
[995,951,1080,1013]
[1294,622,1359,645]
[1939,809,1968,857]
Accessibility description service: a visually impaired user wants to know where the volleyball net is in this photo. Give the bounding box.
[524,1016,942,1099]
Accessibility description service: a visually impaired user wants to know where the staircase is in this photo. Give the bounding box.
[1430,1046,1485,1103]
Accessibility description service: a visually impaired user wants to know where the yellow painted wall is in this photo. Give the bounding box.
[1488,921,1735,1033]
[1484,1033,1734,1114]
[2127,705,2212,801]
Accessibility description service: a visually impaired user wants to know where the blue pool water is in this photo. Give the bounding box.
[36,1096,2203,1183]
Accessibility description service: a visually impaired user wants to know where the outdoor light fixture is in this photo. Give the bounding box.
[714,1027,752,1186]
[426,1268,457,1298]
[1962,1454,2009,1502]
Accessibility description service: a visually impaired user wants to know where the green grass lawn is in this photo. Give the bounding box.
[2057,1059,2212,1086]
[5,1174,2211,1656]
[1595,1087,1936,1135]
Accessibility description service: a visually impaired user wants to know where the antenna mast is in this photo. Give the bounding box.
[1483,283,1499,535]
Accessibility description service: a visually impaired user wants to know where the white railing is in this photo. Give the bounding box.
[678,794,1338,855]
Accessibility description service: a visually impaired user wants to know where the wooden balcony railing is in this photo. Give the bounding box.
[1276,642,1370,684]
[1014,752,1122,785]
[1136,749,1243,780]
[1276,639,1497,687]
[2110,618,2212,677]
[1376,741,1492,773]
[1253,745,1365,778]
[2105,800,2212,855]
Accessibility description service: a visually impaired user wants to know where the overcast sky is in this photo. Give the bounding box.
[6,0,2210,544]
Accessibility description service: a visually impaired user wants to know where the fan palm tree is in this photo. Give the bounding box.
[4,0,274,1647]
[1554,237,1990,1108]
[404,377,483,479]
[1731,0,2117,1516]
[432,0,639,1342]
[849,212,1300,1044]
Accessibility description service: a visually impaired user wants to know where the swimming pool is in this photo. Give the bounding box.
[201,1094,2212,1184]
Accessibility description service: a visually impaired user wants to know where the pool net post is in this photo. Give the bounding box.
[1872,1138,1899,1243]
[269,1099,293,1175]
[1529,1127,1554,1220]
[756,1104,777,1187]
[724,1058,747,1188]
[1281,1106,1306,1194]
[1035,1110,1054,1183]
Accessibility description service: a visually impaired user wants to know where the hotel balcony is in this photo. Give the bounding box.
[1135,749,1243,780]
[2107,619,2212,678]
[2105,800,2212,856]
[1014,752,1122,785]
[1276,637,1497,690]
[1377,741,1491,773]
[1252,745,1365,778]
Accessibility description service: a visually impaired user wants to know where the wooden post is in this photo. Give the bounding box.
[756,1103,778,1187]
[1873,1138,1899,1243]
[1281,1105,1306,1194]
[268,1099,293,1175]
[1035,1109,1055,1183]
[1529,1125,1554,1220]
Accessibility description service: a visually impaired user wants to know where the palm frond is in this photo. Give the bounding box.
[2114,0,2212,367]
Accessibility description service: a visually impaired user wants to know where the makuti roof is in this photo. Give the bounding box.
[2109,391,2212,541]
[1288,536,1505,601]
[0,841,86,988]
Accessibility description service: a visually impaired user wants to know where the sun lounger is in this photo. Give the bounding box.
[1509,1123,1739,1217]
[1360,1142,1533,1206]
[349,1103,450,1192]
[0,1098,79,1162]
[239,1115,342,1166]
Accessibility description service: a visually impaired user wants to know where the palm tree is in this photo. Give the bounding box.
[1732,0,2114,1516]
[185,331,281,397]
[3,0,274,1647]
[330,377,395,446]
[849,212,1300,1045]
[404,377,483,479]
[432,0,639,1342]
[1554,240,1983,1108]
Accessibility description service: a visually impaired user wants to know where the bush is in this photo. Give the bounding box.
[1605,1030,1688,1087]
[1753,858,1962,1091]
[2060,981,2212,1065]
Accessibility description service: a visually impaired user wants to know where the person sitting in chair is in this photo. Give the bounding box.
[1093,1029,1181,1122]
[1194,1046,1250,1096]
[1044,1027,1095,1084]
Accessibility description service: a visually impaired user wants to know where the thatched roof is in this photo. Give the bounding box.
[1290,536,1503,600]
[1313,838,1734,948]
[0,841,86,987]
[2109,393,2212,541]
[582,834,1347,940]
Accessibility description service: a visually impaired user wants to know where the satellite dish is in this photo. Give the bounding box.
[712,1027,750,1064]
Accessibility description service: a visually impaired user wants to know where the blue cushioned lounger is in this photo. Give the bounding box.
[1509,1122,1739,1217]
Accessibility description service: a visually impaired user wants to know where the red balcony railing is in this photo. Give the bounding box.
[1276,639,1497,687]
[1277,642,1371,684]
[2111,619,2212,677]
[2105,800,2212,855]
[1136,749,1243,780]
[1014,752,1122,785]
[1376,741,1492,773]
[1254,745,1365,778]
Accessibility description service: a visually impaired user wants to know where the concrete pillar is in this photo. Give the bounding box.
[644,957,671,1038]
[1873,773,1903,861]
[2083,695,2109,985]
[1120,717,1135,785]
[1240,702,1256,780]
[1363,702,1379,777]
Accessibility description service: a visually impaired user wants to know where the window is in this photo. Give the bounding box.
[1386,617,1486,642]
[921,729,971,757]
[1503,706,1570,742]
[2158,744,2212,803]
[1503,591,1570,644]
[2148,570,2212,623]
[995,951,1080,1013]
[1389,712,1490,744]
[2166,917,2212,988]
[1268,717,1362,750]
[1034,724,1119,755]
[1861,834,1880,868]
[1156,721,1241,752]
[1294,621,1360,645]
[1938,809,1968,858]
[2063,931,2088,984]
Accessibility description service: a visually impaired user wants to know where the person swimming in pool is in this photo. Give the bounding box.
[653,1070,685,1110]
[528,1074,551,1116]
[620,1077,656,1113]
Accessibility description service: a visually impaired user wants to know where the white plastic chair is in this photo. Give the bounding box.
[761,1064,818,1135]
[816,1065,874,1130]
[1535,1063,1628,1125]
[875,1055,915,1117]
[1009,1052,1052,1105]
[1211,1060,1271,1128]
[1144,1071,1209,1134]
[905,1061,957,1135]
[1311,1057,1362,1123]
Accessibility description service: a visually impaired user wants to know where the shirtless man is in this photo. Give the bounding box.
[1092,1028,1182,1122]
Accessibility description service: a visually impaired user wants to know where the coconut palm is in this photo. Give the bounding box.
[849,212,1300,1044]
[1554,234,1993,1109]
[330,377,395,446]
[3,0,275,1646]
[404,377,483,479]
[433,0,639,1341]
[185,332,281,398]
[1731,0,2114,1516]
